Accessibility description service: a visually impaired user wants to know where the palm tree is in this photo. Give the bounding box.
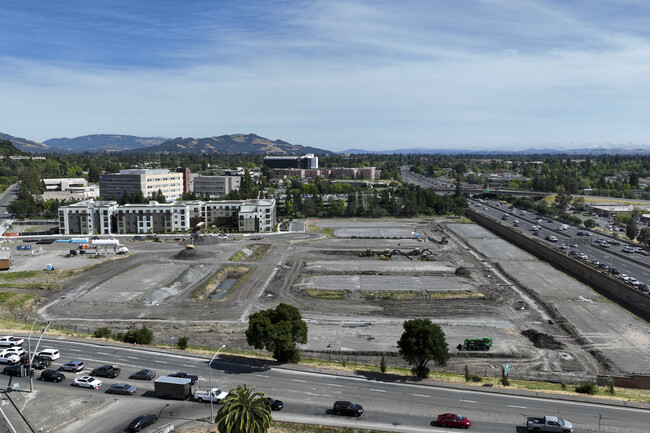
[215,384,272,433]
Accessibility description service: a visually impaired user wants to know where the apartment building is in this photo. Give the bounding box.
[58,199,118,235]
[263,154,318,169]
[58,198,276,235]
[99,169,183,201]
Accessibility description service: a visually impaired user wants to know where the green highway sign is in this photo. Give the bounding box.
[503,363,512,376]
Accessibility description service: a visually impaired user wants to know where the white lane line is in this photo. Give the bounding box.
[118,359,130,362]
[182,364,194,368]
[413,393,429,398]
[328,384,343,387]
[153,360,168,364]
[369,389,386,392]
[460,399,477,403]
[97,352,110,356]
[127,356,139,359]
[69,348,81,352]
[291,379,306,383]
[508,404,526,409]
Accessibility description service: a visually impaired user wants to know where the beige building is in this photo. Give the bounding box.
[99,169,183,202]
[190,175,241,198]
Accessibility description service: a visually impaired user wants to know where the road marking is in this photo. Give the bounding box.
[118,359,130,362]
[460,399,476,403]
[127,356,139,359]
[508,404,526,409]
[413,393,429,398]
[153,360,168,364]
[97,352,110,356]
[291,379,306,383]
[328,384,343,387]
[182,364,193,368]
[69,348,81,352]
[369,389,386,392]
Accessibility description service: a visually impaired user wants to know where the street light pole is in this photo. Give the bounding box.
[209,344,226,423]
[29,321,51,392]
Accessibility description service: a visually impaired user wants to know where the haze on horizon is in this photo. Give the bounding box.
[2,0,650,153]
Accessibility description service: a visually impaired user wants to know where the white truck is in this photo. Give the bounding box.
[193,387,229,403]
[526,415,573,433]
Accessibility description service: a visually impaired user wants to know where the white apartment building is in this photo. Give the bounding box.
[58,198,276,235]
[99,169,183,202]
[58,199,118,235]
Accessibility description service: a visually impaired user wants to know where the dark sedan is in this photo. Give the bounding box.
[3,365,34,377]
[332,401,363,417]
[266,397,284,411]
[128,414,158,432]
[129,369,155,380]
[106,383,137,395]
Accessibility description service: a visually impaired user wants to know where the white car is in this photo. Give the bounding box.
[1,347,25,357]
[0,336,24,347]
[628,277,640,286]
[36,349,60,360]
[619,274,630,282]
[0,353,20,365]
[579,253,588,260]
[72,376,102,389]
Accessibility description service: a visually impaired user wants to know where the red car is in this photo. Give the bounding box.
[437,413,471,429]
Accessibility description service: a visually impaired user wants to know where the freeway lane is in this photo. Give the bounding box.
[11,338,649,433]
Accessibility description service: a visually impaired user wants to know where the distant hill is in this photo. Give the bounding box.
[44,134,169,153]
[136,133,333,155]
[0,132,51,153]
[0,139,28,156]
[342,146,650,155]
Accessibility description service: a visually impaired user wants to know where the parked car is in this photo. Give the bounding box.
[0,353,20,365]
[266,397,284,411]
[628,277,640,287]
[129,369,155,380]
[0,336,24,347]
[599,263,609,271]
[60,360,85,372]
[622,246,635,253]
[591,259,600,266]
[40,369,65,382]
[128,414,158,432]
[91,365,121,378]
[1,347,26,357]
[437,413,472,429]
[3,365,34,377]
[332,401,363,417]
[611,268,620,275]
[36,349,60,360]
[106,383,137,395]
[619,274,630,282]
[72,376,102,389]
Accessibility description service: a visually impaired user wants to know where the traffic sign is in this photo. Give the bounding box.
[503,363,512,376]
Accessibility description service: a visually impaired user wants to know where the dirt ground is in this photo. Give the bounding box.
[2,217,649,383]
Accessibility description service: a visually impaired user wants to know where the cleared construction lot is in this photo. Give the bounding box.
[5,218,650,380]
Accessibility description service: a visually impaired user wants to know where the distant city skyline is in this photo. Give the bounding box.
[2,1,650,152]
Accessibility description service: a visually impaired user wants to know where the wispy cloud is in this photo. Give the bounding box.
[1,0,650,150]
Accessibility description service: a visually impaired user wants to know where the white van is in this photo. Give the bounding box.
[37,348,60,360]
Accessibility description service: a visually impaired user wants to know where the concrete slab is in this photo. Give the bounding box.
[304,260,456,274]
[301,275,474,292]
[333,227,416,238]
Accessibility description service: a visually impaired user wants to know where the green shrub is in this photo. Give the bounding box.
[380,353,387,373]
[575,381,598,394]
[560,382,567,390]
[500,366,509,387]
[122,325,154,345]
[93,327,111,339]
[607,377,615,395]
[464,364,470,382]
[177,336,189,350]
[470,374,482,382]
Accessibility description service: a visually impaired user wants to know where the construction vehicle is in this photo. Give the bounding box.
[418,249,435,261]
[457,337,492,351]
[378,249,413,261]
[359,249,377,257]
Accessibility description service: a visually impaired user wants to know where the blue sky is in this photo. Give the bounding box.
[2,0,650,152]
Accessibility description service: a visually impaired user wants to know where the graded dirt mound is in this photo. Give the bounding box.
[191,236,223,246]
[172,248,216,260]
[521,329,565,350]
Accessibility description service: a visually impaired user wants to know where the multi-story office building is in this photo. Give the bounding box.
[99,169,183,201]
[190,175,241,198]
[272,166,378,180]
[58,198,276,235]
[263,154,318,169]
[58,199,118,235]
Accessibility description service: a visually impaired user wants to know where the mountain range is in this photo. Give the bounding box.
[0,132,332,155]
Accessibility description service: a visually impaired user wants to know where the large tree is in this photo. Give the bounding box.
[215,384,272,433]
[246,303,308,363]
[397,318,450,378]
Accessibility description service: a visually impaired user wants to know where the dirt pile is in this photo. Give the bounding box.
[521,329,565,350]
[172,248,216,260]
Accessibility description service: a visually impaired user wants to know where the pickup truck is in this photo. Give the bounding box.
[168,372,199,385]
[0,336,24,347]
[527,416,573,433]
[193,387,229,403]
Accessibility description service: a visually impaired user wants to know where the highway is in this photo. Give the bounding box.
[2,338,648,432]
